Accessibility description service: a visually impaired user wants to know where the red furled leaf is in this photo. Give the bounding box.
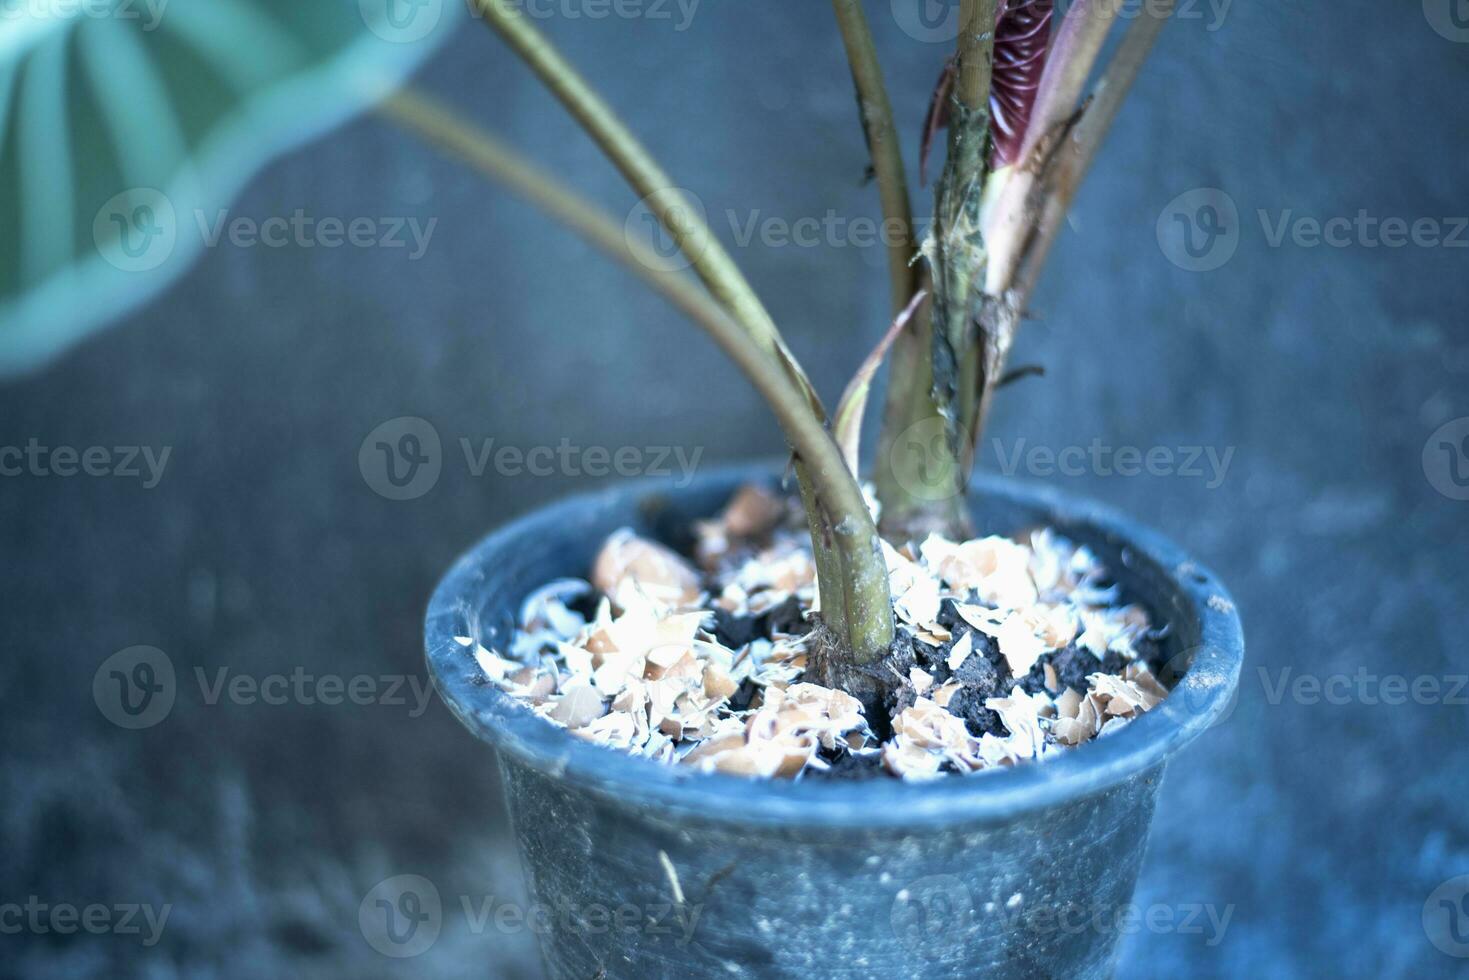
[919,0,1055,181]
[990,0,1055,166]
[920,57,957,187]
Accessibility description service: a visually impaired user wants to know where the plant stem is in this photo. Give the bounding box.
[827,0,961,543]
[379,89,896,666]
[829,0,921,318]
[917,0,998,537]
[965,1,1173,454]
[468,0,891,658]
[873,305,959,542]
[955,0,998,109]
[1012,0,1175,300]
[469,0,818,408]
[470,0,869,652]
[936,0,996,363]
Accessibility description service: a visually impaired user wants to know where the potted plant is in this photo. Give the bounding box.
[0,1,1242,975]
[414,2,1243,977]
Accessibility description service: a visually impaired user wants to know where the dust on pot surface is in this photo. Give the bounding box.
[425,466,1243,979]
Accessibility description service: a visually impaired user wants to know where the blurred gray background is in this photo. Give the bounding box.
[2,1,1467,976]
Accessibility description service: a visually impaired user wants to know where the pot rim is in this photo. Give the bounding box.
[425,465,1243,830]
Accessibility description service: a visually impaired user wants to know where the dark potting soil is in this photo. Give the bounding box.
[626,568,1169,778]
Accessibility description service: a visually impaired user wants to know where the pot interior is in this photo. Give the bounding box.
[425,465,1243,829]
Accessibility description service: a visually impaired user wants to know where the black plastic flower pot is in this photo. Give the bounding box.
[425,466,1243,979]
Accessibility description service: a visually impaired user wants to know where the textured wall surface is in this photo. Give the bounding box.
[2,1,1466,977]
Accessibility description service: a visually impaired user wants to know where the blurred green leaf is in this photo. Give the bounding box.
[0,0,461,375]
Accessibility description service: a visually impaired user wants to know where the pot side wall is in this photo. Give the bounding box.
[502,755,1163,980]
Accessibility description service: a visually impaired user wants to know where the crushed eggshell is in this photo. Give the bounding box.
[593,529,703,611]
[921,533,1038,609]
[694,483,788,569]
[946,631,975,672]
[1087,667,1166,717]
[719,483,786,539]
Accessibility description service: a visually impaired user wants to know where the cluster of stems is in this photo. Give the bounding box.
[382,0,1175,691]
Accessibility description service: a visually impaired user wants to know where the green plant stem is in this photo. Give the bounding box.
[873,304,955,541]
[829,0,921,318]
[917,0,997,537]
[827,0,958,542]
[1012,0,1175,301]
[954,0,997,110]
[948,0,999,478]
[468,0,875,654]
[936,0,996,355]
[467,0,887,657]
[469,0,817,406]
[378,89,895,665]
